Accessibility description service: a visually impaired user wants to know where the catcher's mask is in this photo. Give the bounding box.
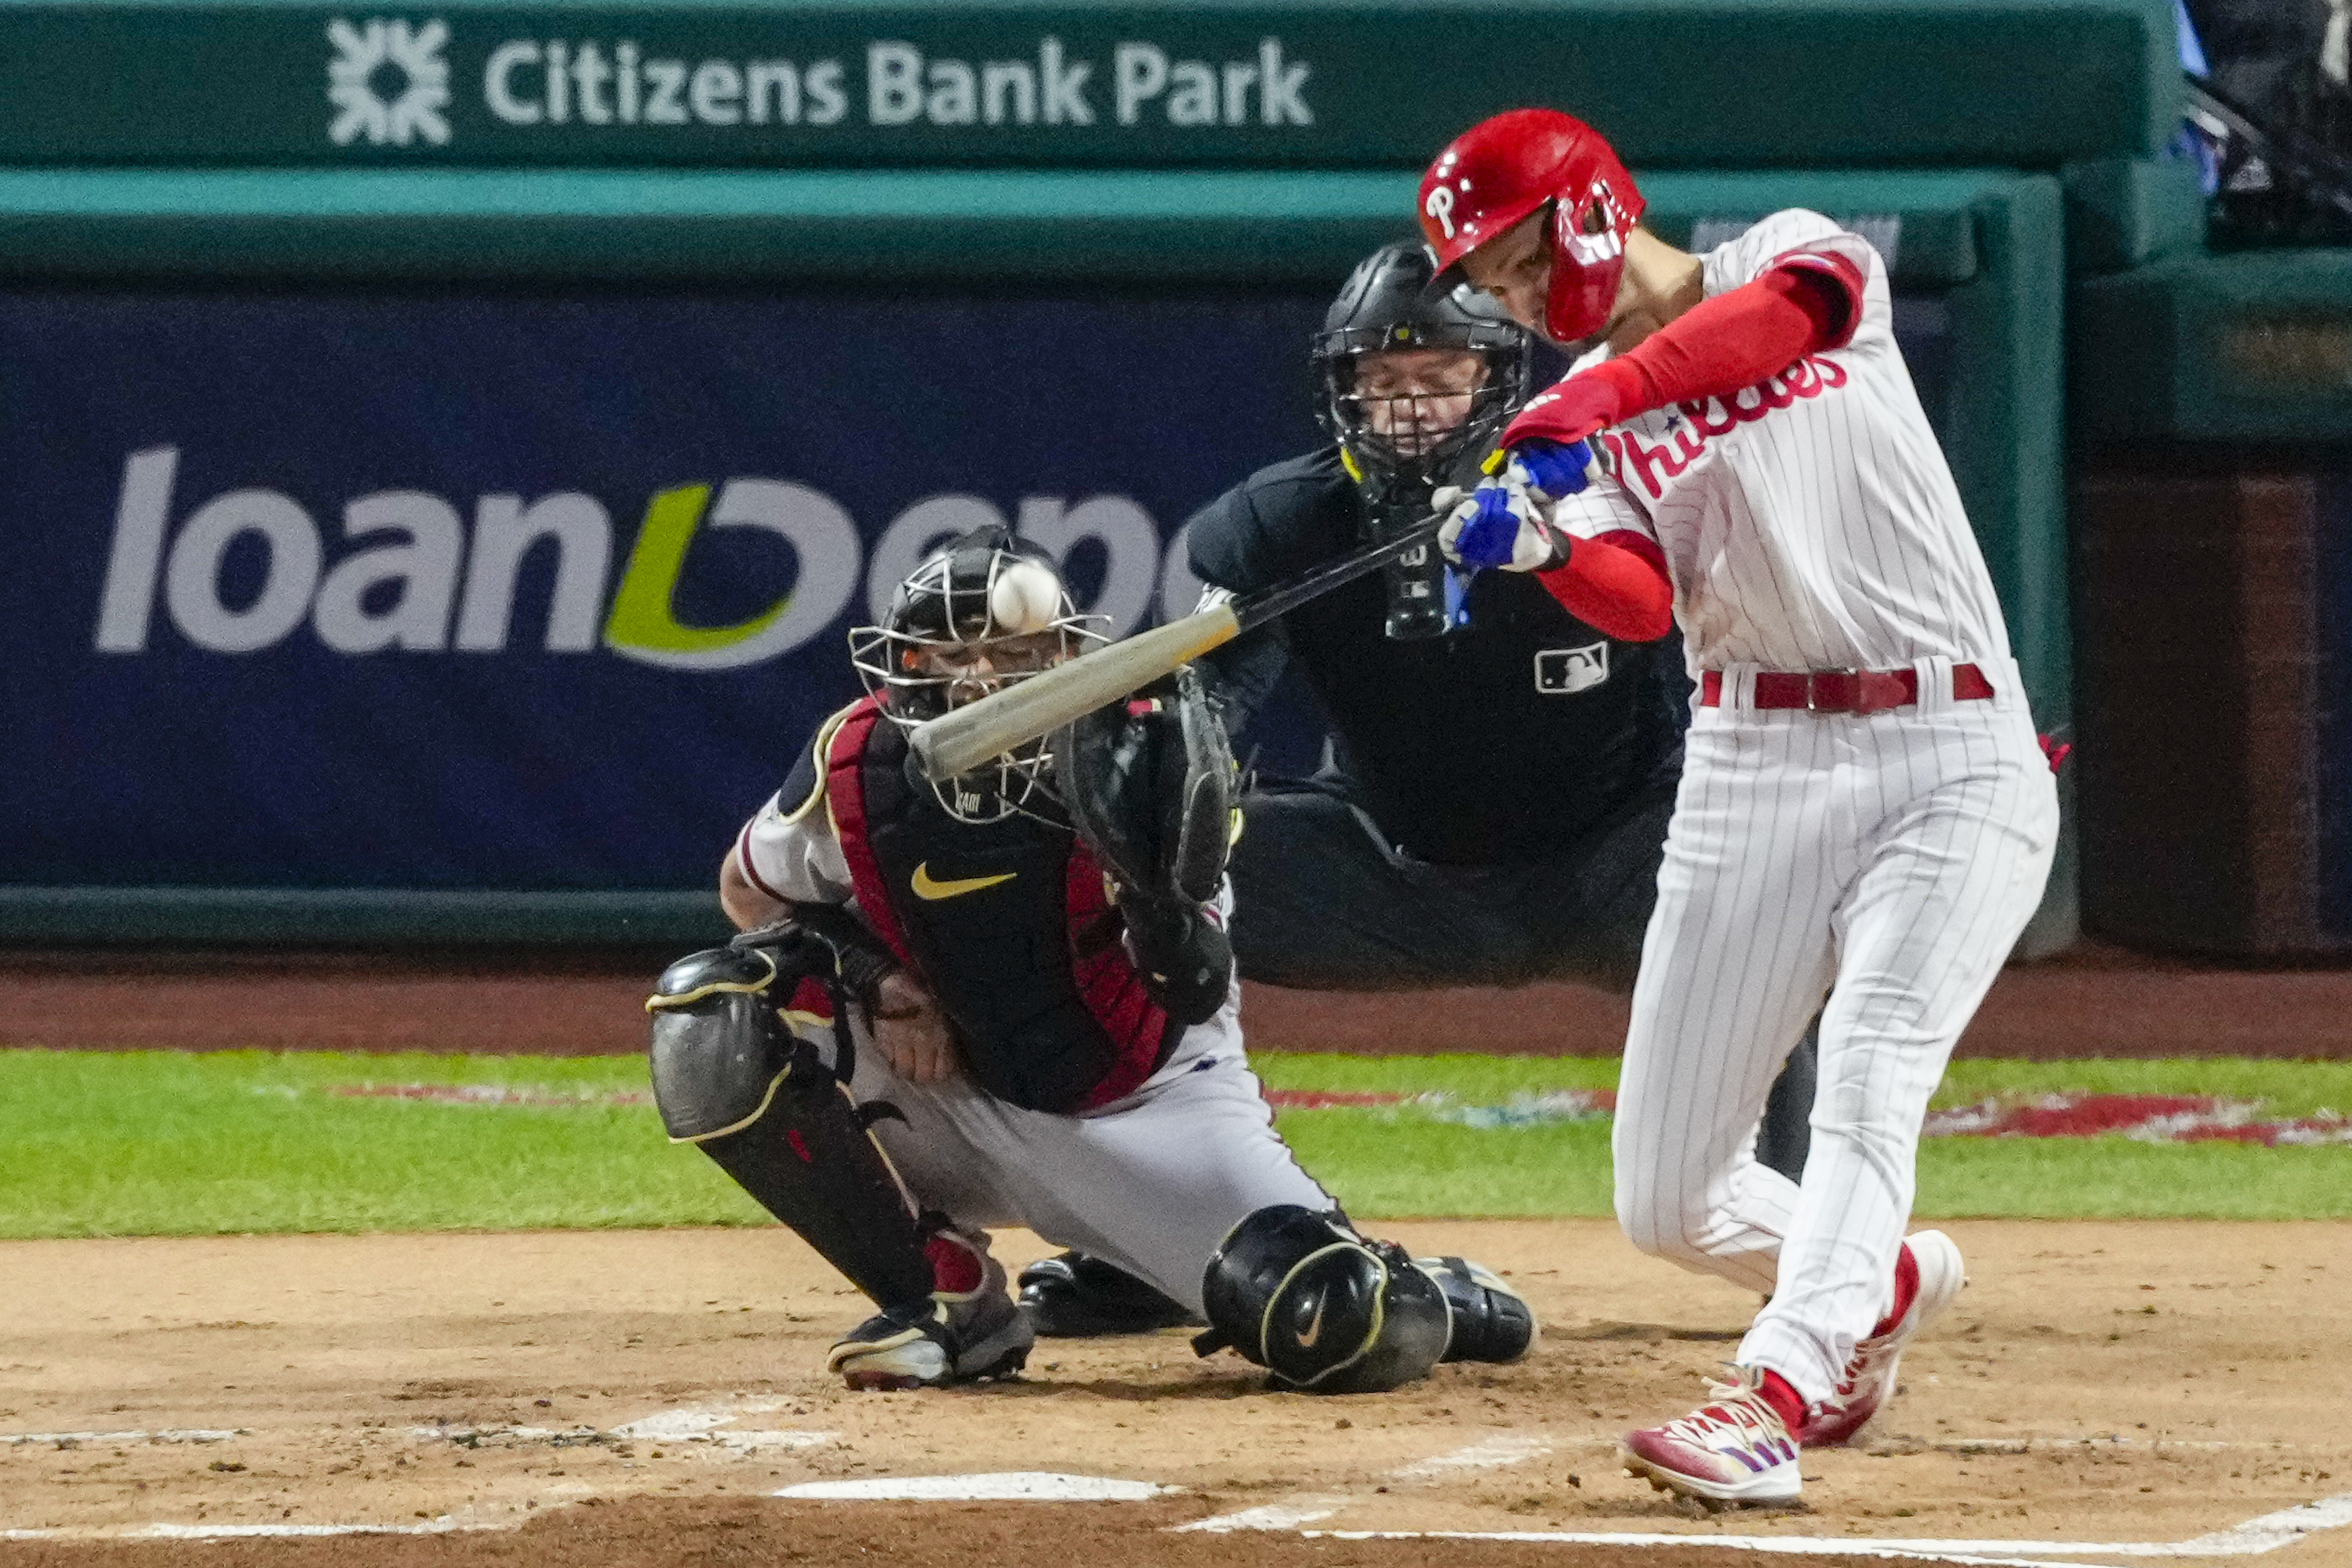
[1312,242,1533,500]
[848,524,1104,824]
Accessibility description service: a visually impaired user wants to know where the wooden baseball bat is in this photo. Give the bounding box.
[909,512,1447,783]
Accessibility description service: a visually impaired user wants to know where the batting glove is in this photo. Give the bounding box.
[1439,475,1569,573]
[1502,438,1596,502]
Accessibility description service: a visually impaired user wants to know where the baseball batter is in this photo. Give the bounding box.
[1419,110,2059,1503]
[646,525,1534,1394]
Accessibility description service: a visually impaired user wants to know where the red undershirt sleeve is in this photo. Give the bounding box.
[1578,259,1860,423]
[1533,528,1675,643]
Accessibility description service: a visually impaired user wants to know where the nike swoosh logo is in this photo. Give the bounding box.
[1296,1298,1327,1349]
[911,863,1017,902]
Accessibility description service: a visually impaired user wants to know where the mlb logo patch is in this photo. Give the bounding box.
[1533,642,1610,695]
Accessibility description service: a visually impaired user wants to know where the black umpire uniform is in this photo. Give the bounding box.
[1190,447,1687,995]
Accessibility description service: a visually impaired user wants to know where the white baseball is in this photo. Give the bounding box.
[989,558,1062,634]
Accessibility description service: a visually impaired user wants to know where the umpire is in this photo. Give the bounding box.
[1198,242,1686,995]
[1018,243,1818,1337]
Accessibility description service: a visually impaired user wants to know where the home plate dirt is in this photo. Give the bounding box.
[2,1221,2348,1568]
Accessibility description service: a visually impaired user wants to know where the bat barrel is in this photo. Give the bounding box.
[907,606,1242,782]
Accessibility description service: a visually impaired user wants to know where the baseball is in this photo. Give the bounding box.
[989,557,1062,634]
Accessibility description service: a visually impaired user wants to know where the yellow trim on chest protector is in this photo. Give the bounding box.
[786,701,861,825]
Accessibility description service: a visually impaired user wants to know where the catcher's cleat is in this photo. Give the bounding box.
[1415,1256,1538,1364]
[826,1291,1032,1391]
[1017,1252,1200,1337]
[828,1239,1033,1390]
[1804,1229,1967,1447]
[1621,1365,1803,1507]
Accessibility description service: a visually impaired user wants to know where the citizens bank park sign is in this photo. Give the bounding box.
[0,5,1539,166]
[0,3,2166,169]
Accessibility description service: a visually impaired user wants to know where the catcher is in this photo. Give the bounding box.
[647,524,1534,1393]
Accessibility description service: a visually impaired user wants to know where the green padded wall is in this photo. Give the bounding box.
[0,0,2176,170]
[2075,250,2352,442]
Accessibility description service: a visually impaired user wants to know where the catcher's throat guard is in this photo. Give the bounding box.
[647,940,934,1313]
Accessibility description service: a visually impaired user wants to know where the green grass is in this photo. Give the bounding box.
[0,1050,764,1239]
[1,1049,2348,1239]
[1263,1052,2352,1221]
[1934,1056,2352,1117]
[1253,1050,2352,1116]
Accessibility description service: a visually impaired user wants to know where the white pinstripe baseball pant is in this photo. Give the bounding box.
[1613,656,2058,1401]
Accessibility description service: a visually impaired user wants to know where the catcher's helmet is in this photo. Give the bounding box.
[848,524,1104,822]
[1418,108,1645,346]
[1311,242,1533,497]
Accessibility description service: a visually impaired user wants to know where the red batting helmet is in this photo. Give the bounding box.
[1417,109,1645,346]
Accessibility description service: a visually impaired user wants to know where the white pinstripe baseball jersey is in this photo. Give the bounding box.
[1551,209,2014,678]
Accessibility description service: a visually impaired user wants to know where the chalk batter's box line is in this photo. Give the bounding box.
[1282,1486,2352,1564]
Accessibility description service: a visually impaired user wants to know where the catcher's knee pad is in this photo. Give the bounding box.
[648,946,805,1141]
[1196,1206,1451,1394]
[1416,1256,1538,1364]
[648,945,933,1313]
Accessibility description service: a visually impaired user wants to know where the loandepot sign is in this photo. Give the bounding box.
[91,448,1198,670]
[323,14,1314,146]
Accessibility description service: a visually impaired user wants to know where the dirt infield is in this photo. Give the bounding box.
[4,1220,2349,1566]
[8,939,2352,1058]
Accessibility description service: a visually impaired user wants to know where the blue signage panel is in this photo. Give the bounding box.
[1,288,1326,890]
[2,283,1963,903]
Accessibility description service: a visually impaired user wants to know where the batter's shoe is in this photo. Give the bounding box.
[826,1241,1033,1390]
[1803,1229,1967,1447]
[1414,1256,1539,1363]
[1016,1252,1200,1337]
[1621,1366,1803,1506]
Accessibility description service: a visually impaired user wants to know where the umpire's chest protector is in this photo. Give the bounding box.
[825,701,1173,1115]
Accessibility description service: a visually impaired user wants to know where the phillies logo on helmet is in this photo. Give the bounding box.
[1424,184,1458,241]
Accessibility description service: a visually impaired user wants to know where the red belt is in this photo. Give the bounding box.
[1699,664,1995,715]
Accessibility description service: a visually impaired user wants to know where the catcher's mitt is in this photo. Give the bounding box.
[1054,664,1234,908]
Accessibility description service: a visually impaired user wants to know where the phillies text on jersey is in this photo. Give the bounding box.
[1553,208,2014,679]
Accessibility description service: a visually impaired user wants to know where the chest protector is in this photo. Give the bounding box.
[825,699,1175,1115]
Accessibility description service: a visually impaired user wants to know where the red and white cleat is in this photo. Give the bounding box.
[1621,1365,1803,1506]
[1804,1229,1967,1447]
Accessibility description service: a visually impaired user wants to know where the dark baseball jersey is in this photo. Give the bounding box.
[745,699,1176,1115]
[1185,447,1686,866]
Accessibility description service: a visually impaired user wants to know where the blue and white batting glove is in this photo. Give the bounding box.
[1499,437,1595,504]
[1438,474,1569,573]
